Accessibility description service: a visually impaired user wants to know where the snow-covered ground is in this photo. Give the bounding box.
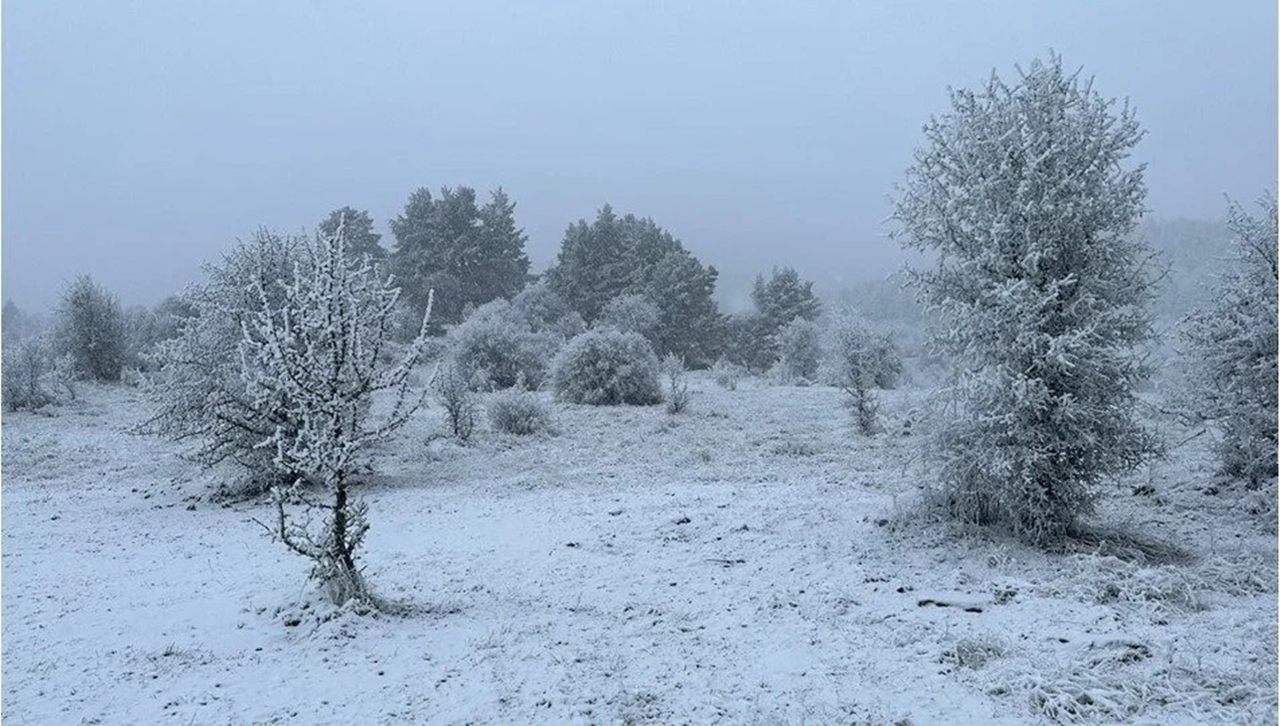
[2,374,1275,724]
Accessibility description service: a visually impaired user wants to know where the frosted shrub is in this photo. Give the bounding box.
[822,315,882,435]
[596,294,660,337]
[433,358,477,441]
[820,312,903,392]
[551,330,662,406]
[488,388,552,435]
[509,281,587,338]
[711,359,742,390]
[662,353,690,414]
[3,337,53,412]
[1181,194,1277,486]
[892,54,1159,544]
[449,304,554,390]
[775,316,822,383]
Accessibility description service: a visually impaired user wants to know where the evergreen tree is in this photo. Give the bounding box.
[390,186,530,324]
[546,206,723,364]
[546,205,633,324]
[892,53,1159,544]
[319,207,385,261]
[751,267,822,332]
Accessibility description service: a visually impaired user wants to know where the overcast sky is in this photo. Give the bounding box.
[4,0,1276,311]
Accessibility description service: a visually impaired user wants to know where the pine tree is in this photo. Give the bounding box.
[546,205,633,324]
[390,186,530,324]
[751,267,821,332]
[892,53,1159,544]
[319,207,386,261]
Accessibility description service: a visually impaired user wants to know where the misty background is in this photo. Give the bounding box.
[3,0,1276,312]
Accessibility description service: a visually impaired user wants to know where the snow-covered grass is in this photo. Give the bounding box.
[3,374,1275,724]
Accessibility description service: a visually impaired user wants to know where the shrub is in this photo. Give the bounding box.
[662,353,690,414]
[775,316,822,383]
[448,302,556,390]
[3,337,53,412]
[821,313,903,391]
[433,359,477,441]
[711,359,742,390]
[551,330,662,406]
[488,389,553,435]
[596,294,660,337]
[54,275,127,382]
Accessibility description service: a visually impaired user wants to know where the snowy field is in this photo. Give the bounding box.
[2,373,1275,725]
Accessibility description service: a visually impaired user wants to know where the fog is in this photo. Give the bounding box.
[3,0,1275,311]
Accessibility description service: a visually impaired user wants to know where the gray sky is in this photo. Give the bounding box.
[4,0,1276,311]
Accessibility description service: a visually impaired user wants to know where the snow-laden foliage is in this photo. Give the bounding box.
[596,294,660,338]
[54,275,127,382]
[661,353,690,414]
[551,330,662,406]
[142,229,308,484]
[509,281,587,338]
[238,216,433,607]
[820,311,903,392]
[1180,193,1278,485]
[774,317,823,384]
[433,358,478,441]
[820,314,884,435]
[892,53,1160,544]
[2,335,75,412]
[447,299,561,390]
[487,388,552,435]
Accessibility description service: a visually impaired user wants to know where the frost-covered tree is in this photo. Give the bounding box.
[142,229,308,484]
[1181,194,1277,485]
[821,313,895,435]
[319,206,386,261]
[55,275,127,382]
[240,217,433,607]
[892,53,1160,544]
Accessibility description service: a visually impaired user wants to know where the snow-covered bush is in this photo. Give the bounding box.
[1180,194,1277,485]
[774,316,822,383]
[711,359,742,390]
[433,358,477,441]
[54,275,127,382]
[551,330,662,406]
[448,301,555,390]
[821,316,882,435]
[238,217,433,608]
[596,294,660,338]
[487,388,552,435]
[3,336,53,412]
[662,353,690,414]
[509,281,587,338]
[891,54,1160,544]
[820,312,903,392]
